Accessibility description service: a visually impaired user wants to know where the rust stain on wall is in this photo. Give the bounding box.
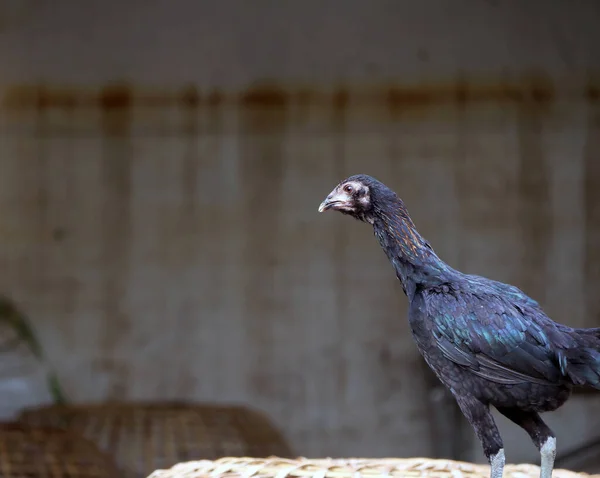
[179,85,201,109]
[516,100,552,299]
[332,87,350,112]
[386,75,554,113]
[99,91,133,362]
[451,76,469,267]
[100,83,133,110]
[238,89,288,399]
[584,105,600,325]
[3,75,591,113]
[331,85,349,397]
[180,86,201,214]
[586,76,600,102]
[2,85,85,109]
[241,83,288,108]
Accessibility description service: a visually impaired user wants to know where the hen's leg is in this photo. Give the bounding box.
[497,408,555,478]
[455,395,504,478]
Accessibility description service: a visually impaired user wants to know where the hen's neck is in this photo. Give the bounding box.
[372,201,454,299]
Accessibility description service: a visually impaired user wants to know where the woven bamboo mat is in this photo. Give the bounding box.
[19,403,293,478]
[0,422,121,478]
[147,456,600,478]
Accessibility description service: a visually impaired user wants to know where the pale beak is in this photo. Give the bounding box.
[318,197,331,213]
[318,191,348,212]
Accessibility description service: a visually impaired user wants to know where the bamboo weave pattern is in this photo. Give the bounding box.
[148,457,600,478]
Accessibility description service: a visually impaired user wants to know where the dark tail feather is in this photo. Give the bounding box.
[563,329,600,389]
[574,327,600,339]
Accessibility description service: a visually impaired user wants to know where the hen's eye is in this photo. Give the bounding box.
[343,184,353,193]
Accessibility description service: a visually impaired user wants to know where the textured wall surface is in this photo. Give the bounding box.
[2,90,600,464]
[0,0,599,468]
[0,0,599,88]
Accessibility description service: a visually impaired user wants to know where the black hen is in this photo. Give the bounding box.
[318,174,600,478]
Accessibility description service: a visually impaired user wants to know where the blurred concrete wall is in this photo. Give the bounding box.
[0,0,600,468]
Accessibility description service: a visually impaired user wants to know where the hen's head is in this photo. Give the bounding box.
[318,174,395,223]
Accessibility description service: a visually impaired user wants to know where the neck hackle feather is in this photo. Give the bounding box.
[357,175,456,298]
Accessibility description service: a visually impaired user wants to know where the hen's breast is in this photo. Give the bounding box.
[407,287,573,410]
